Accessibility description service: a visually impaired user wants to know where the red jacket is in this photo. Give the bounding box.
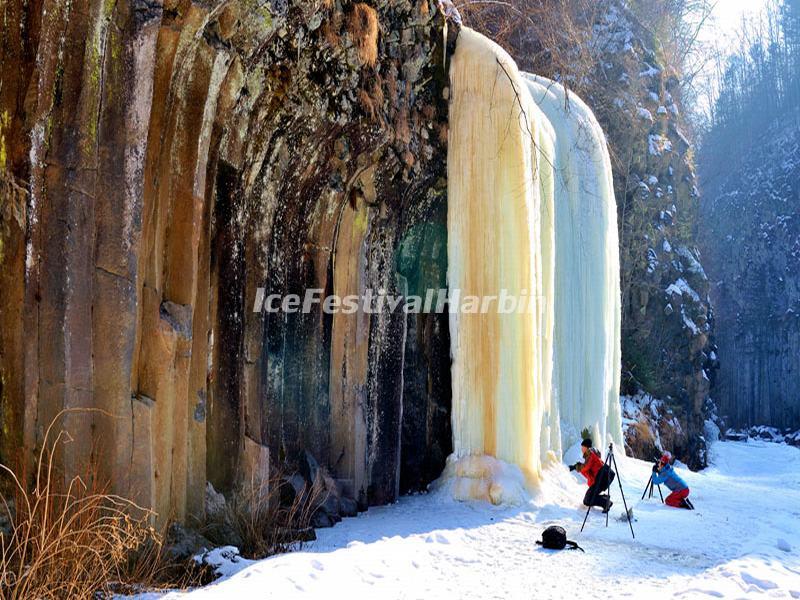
[580,449,604,487]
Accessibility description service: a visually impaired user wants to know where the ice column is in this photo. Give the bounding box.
[525,74,623,451]
[446,28,558,495]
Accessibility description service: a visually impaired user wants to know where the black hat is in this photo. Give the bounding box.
[581,438,592,448]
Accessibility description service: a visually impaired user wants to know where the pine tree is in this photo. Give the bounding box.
[782,0,800,105]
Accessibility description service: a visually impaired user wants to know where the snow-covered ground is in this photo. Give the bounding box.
[149,441,800,599]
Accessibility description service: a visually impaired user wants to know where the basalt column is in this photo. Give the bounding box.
[0,0,457,523]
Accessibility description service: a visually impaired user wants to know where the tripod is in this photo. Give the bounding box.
[641,470,664,503]
[580,442,635,539]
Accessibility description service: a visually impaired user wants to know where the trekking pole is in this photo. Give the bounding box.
[608,443,635,539]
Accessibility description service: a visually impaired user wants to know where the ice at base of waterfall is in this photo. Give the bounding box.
[427,454,532,506]
[135,440,800,600]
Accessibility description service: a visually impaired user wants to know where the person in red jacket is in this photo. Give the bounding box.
[570,438,614,513]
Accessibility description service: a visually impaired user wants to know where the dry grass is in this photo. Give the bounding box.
[0,412,330,596]
[348,3,379,67]
[203,469,323,560]
[358,88,378,119]
[625,420,660,461]
[0,411,198,599]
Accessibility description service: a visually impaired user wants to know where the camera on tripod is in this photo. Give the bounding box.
[642,456,665,503]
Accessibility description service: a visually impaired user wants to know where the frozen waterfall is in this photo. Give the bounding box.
[443,28,558,501]
[441,29,621,503]
[525,75,623,452]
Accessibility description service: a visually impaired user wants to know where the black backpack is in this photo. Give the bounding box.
[536,525,585,552]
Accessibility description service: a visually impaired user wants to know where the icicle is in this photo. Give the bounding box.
[536,100,562,465]
[524,74,623,452]
[443,28,557,501]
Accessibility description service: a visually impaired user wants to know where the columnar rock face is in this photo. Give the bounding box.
[0,0,453,523]
[701,121,800,430]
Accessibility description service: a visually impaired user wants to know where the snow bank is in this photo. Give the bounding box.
[193,546,255,579]
[725,424,800,446]
[138,442,800,600]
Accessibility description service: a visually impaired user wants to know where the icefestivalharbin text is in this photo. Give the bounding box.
[252,287,544,314]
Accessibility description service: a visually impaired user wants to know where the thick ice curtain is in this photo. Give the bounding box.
[536,108,562,464]
[524,74,623,451]
[447,28,556,483]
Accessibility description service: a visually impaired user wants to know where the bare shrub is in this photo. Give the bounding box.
[203,468,323,560]
[0,411,200,599]
[456,0,607,91]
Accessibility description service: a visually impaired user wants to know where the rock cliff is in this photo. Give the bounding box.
[587,5,718,469]
[0,0,454,523]
[700,116,800,430]
[0,0,723,532]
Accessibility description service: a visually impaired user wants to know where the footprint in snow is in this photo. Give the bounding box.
[311,559,324,571]
[676,588,723,597]
[740,571,778,590]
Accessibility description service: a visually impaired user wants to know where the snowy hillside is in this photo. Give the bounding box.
[139,441,800,599]
[701,115,800,431]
